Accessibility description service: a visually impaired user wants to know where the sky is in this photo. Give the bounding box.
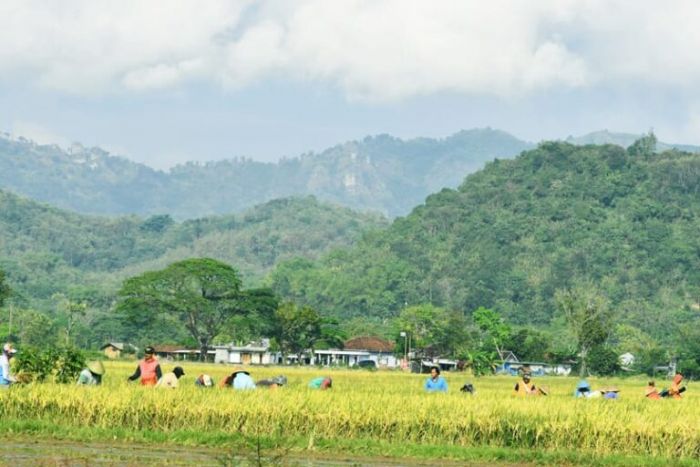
[1,0,700,169]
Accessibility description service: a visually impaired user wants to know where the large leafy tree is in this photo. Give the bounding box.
[395,304,468,358]
[556,283,614,376]
[117,258,247,359]
[273,302,322,363]
[472,307,511,357]
[222,287,279,343]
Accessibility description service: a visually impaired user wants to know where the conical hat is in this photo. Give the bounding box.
[87,360,105,376]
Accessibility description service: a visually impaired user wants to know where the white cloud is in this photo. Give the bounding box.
[0,0,699,100]
[0,0,250,93]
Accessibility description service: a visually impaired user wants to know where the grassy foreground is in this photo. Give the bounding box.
[0,361,697,465]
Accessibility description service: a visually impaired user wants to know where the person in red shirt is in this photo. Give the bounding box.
[127,346,162,386]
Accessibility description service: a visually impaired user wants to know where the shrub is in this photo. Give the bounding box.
[14,346,85,383]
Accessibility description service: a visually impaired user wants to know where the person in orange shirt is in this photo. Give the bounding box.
[127,346,162,386]
[645,381,661,400]
[667,372,685,400]
[514,373,537,396]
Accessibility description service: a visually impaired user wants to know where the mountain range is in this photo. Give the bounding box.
[5,128,695,220]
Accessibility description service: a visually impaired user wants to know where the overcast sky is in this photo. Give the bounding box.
[1,0,699,168]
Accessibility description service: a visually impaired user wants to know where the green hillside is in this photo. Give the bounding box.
[0,191,387,314]
[270,137,700,343]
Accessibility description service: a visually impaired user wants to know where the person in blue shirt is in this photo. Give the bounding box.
[220,369,256,390]
[603,387,620,399]
[425,366,448,392]
[574,379,591,398]
[0,343,17,387]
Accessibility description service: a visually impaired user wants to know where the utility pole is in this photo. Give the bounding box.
[400,331,407,363]
[8,303,13,339]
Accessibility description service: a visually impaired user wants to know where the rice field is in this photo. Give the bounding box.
[0,361,697,464]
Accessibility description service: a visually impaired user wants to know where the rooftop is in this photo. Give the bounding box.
[344,336,395,353]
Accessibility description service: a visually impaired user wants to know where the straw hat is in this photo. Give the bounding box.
[604,386,620,393]
[87,361,105,376]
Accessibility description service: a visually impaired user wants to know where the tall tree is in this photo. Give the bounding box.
[555,284,613,376]
[16,309,57,347]
[223,287,279,343]
[117,258,246,360]
[472,307,511,357]
[52,293,87,346]
[395,304,468,358]
[273,302,322,364]
[0,269,10,308]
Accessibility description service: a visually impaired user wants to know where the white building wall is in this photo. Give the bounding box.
[214,348,229,364]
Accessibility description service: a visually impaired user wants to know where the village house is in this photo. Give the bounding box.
[213,340,279,365]
[495,350,572,376]
[314,336,399,368]
[313,348,372,366]
[100,342,137,359]
[153,344,215,362]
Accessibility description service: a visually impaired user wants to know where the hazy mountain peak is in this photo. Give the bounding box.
[0,129,533,219]
[565,130,700,153]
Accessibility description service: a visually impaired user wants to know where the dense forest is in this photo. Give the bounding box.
[268,136,700,370]
[0,192,386,347]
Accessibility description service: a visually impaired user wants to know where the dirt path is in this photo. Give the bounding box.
[0,439,499,466]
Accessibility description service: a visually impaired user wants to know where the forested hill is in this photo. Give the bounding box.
[0,190,387,311]
[270,137,700,342]
[0,129,532,218]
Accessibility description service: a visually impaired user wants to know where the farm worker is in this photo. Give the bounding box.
[77,360,105,385]
[645,381,661,400]
[574,379,591,398]
[460,382,476,395]
[308,376,333,390]
[425,366,448,392]
[514,373,537,396]
[602,387,620,399]
[0,343,17,387]
[257,375,287,389]
[127,346,162,386]
[667,372,685,399]
[220,369,256,390]
[195,374,214,387]
[156,366,185,389]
